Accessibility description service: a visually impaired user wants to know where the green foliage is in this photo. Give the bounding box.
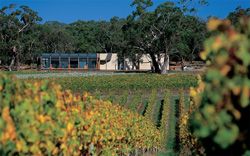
[0,1,206,72]
[191,18,250,155]
[144,89,157,123]
[0,74,161,155]
[131,0,153,16]
[125,1,207,73]
[160,91,177,155]
[227,7,250,26]
[160,90,170,148]
[129,91,142,112]
[0,4,42,70]
[26,74,198,92]
[118,90,129,106]
[177,89,194,155]
[153,100,163,128]
[177,89,186,146]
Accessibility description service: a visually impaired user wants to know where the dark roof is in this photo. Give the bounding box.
[41,53,97,59]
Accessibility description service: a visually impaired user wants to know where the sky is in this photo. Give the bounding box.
[1,0,250,23]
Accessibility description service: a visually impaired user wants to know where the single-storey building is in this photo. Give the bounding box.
[40,53,165,71]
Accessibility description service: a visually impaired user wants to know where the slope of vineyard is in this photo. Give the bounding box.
[0,74,161,155]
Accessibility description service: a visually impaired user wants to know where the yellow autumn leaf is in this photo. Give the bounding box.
[232,87,241,96]
[207,18,222,31]
[67,122,74,132]
[220,65,231,76]
[212,37,223,51]
[1,107,16,142]
[16,140,23,152]
[37,115,46,123]
[190,87,197,97]
[200,51,208,60]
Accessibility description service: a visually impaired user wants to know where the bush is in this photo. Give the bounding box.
[190,17,250,155]
[0,74,161,155]
[144,89,157,124]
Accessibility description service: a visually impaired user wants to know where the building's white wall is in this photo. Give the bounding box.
[99,53,118,70]
[99,53,167,71]
[139,54,151,70]
[123,54,153,71]
[138,54,167,70]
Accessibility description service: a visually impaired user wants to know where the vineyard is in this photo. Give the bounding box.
[0,72,199,155]
[1,16,250,155]
[24,73,198,92]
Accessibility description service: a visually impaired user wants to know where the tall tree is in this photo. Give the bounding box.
[39,22,75,53]
[0,4,42,70]
[124,0,207,73]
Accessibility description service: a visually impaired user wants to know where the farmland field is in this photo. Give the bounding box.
[23,73,198,119]
[19,72,198,155]
[22,73,199,91]
[0,71,200,155]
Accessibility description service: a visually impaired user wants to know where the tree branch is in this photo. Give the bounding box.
[18,23,29,33]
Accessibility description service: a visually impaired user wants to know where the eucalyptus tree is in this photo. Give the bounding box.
[67,20,99,53]
[153,2,185,74]
[181,16,206,63]
[126,0,186,73]
[93,17,126,55]
[122,14,148,71]
[125,0,207,73]
[20,24,43,65]
[124,0,163,73]
[39,22,75,53]
[0,4,42,70]
[153,1,207,73]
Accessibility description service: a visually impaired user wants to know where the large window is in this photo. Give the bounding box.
[79,58,87,68]
[70,58,78,68]
[88,59,96,69]
[41,53,98,70]
[42,58,50,68]
[51,58,59,68]
[61,58,69,68]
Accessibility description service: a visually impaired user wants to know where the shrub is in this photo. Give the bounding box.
[144,89,157,124]
[177,89,187,150]
[160,90,170,149]
[191,17,250,155]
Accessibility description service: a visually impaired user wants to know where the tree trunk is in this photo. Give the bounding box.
[181,57,185,71]
[9,56,15,71]
[150,53,161,73]
[161,54,169,74]
[16,53,20,71]
[9,46,17,71]
[136,61,140,70]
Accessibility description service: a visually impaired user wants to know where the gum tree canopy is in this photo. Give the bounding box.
[126,0,206,73]
[0,4,42,71]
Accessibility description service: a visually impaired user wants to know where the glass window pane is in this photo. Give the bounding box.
[42,58,50,68]
[61,58,69,68]
[51,58,59,68]
[70,58,78,68]
[79,58,87,68]
[88,59,96,69]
